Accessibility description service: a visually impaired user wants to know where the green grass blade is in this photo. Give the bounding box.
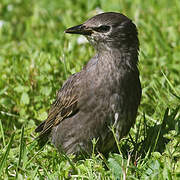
[16,126,25,177]
[0,119,5,147]
[0,132,15,176]
[161,71,178,96]
[18,126,25,167]
[31,166,39,179]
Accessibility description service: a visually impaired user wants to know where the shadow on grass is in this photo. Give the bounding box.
[120,105,180,163]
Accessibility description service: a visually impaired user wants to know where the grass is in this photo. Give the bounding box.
[0,0,180,179]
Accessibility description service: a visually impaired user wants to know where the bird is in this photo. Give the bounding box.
[35,12,142,156]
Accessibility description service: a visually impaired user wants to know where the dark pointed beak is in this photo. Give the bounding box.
[65,24,92,35]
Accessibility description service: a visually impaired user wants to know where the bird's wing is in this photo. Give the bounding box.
[35,73,80,138]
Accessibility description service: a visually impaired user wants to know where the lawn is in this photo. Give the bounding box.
[0,0,180,179]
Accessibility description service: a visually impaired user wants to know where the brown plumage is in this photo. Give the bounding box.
[35,73,79,142]
[35,12,141,156]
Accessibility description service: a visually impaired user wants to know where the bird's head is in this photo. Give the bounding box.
[65,12,139,51]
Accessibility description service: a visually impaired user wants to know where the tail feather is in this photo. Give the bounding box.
[35,120,46,133]
[35,120,51,148]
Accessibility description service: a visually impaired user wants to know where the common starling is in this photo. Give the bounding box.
[35,12,142,156]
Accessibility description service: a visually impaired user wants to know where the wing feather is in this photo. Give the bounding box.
[35,73,80,139]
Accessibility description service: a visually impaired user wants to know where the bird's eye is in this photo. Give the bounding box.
[93,25,110,33]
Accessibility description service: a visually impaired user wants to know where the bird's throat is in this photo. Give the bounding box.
[97,47,138,70]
